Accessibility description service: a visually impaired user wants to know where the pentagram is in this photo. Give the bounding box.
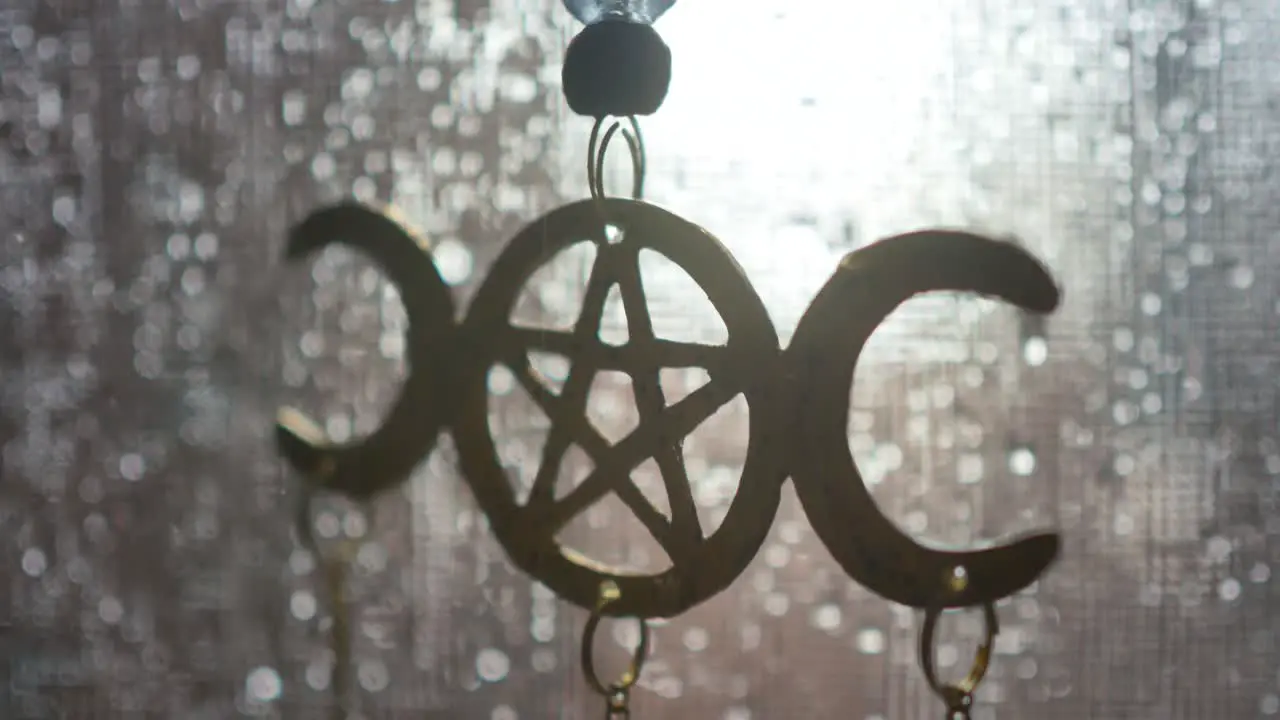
[452,198,789,618]
[271,201,1067,618]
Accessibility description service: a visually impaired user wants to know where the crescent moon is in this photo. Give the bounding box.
[787,230,1062,609]
[275,202,457,502]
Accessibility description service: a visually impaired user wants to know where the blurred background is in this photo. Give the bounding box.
[1,0,1278,717]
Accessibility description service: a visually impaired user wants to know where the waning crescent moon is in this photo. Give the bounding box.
[787,230,1063,609]
[274,202,457,502]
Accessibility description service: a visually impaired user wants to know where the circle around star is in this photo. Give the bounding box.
[452,198,791,619]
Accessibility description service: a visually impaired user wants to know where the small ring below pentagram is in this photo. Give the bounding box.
[451,198,790,618]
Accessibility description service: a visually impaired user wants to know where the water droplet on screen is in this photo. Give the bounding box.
[245,666,282,702]
[855,628,885,654]
[21,548,47,577]
[290,591,316,621]
[476,648,511,682]
[1218,578,1241,602]
[434,238,474,285]
[812,603,842,633]
[358,658,390,692]
[1008,447,1037,476]
[1022,336,1048,366]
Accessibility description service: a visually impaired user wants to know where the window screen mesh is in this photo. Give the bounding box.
[0,0,1276,718]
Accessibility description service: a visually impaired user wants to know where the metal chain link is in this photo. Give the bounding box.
[582,581,649,720]
[296,485,363,720]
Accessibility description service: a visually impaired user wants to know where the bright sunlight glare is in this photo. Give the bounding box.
[568,0,967,345]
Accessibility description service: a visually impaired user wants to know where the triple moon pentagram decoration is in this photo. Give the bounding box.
[275,197,1063,619]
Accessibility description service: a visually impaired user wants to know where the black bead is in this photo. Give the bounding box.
[562,19,672,118]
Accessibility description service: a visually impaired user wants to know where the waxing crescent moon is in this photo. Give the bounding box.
[787,230,1062,609]
[275,202,457,501]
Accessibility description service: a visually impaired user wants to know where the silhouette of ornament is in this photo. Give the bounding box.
[273,2,1067,715]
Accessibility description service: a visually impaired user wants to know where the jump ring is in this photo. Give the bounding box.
[587,115,645,202]
[581,581,650,699]
[918,601,999,709]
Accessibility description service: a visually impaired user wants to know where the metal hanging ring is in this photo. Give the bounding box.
[918,601,999,713]
[581,581,650,699]
[587,115,645,201]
